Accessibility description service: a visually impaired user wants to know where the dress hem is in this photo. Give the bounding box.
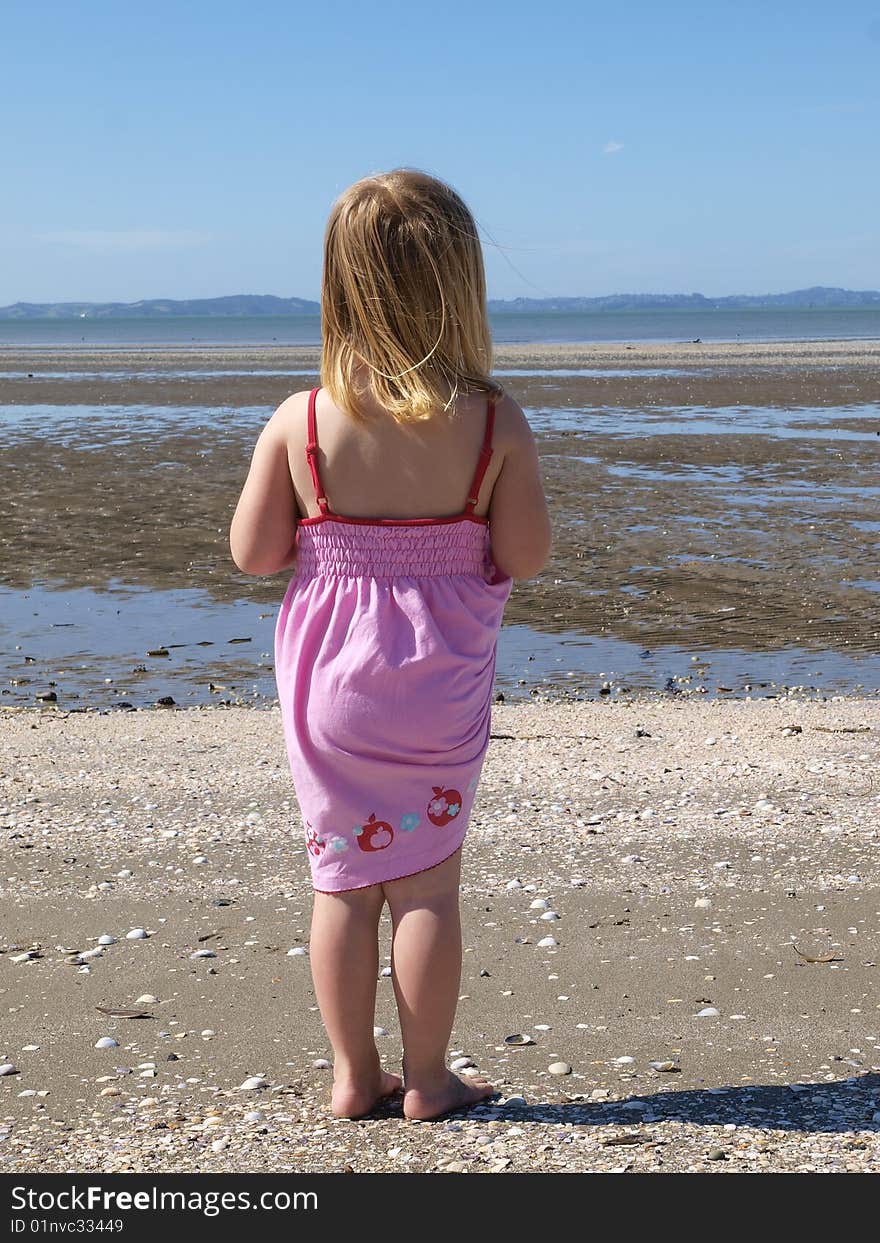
[311,839,465,895]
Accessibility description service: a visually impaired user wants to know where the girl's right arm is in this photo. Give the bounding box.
[487,397,553,580]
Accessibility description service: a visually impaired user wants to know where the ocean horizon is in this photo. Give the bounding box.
[2,306,880,348]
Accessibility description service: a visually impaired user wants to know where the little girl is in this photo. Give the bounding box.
[230,168,552,1121]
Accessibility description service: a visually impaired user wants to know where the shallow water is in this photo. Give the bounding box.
[2,582,873,711]
[1,357,878,707]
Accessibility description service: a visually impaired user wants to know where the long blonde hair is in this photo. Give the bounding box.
[319,168,504,424]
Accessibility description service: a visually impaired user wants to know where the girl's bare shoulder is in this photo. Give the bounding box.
[490,389,532,454]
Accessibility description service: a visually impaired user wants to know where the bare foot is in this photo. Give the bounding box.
[403,1070,495,1121]
[331,1069,403,1119]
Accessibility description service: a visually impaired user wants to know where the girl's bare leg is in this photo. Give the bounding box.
[309,884,402,1118]
[383,848,494,1120]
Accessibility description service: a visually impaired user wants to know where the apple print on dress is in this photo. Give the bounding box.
[427,786,462,827]
[354,812,394,852]
[400,812,420,833]
[305,821,325,858]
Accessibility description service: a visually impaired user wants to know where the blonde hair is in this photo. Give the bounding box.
[319,168,504,424]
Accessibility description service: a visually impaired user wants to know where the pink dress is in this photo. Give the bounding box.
[274,386,513,893]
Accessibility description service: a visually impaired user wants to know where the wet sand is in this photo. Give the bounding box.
[1,340,878,708]
[1,697,879,1172]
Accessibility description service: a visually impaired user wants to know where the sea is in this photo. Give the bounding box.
[2,307,880,347]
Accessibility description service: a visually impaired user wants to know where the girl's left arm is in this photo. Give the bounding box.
[229,406,299,576]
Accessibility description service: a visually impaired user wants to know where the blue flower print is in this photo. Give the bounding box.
[447,802,461,817]
[400,812,420,833]
[329,836,349,853]
[466,775,478,793]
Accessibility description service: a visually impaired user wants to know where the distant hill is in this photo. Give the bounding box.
[487,287,880,311]
[1,287,879,319]
[0,294,321,320]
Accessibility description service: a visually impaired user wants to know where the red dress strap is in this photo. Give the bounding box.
[463,398,495,514]
[305,386,330,515]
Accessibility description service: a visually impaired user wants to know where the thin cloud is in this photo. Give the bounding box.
[35,229,212,254]
[602,141,624,155]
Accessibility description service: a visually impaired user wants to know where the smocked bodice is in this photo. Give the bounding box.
[293,517,497,581]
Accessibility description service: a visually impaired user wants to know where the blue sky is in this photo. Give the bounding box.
[3,0,879,302]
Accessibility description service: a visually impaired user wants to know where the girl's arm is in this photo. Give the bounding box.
[487,396,552,580]
[229,406,299,576]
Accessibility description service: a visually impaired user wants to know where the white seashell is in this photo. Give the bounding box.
[100,1086,122,1097]
[98,935,116,946]
[373,1026,389,1037]
[244,1110,264,1122]
[450,1056,474,1070]
[79,948,103,962]
[506,879,522,890]
[614,1056,635,1064]
[694,897,713,909]
[380,966,392,976]
[94,1037,119,1049]
[201,1030,215,1038]
[529,898,549,910]
[126,928,148,940]
[548,1062,572,1075]
[211,1137,230,1152]
[237,1076,269,1091]
[9,953,33,964]
[650,1061,679,1072]
[533,1023,551,1031]
[536,936,558,948]
[0,1064,19,1076]
[287,947,307,957]
[504,1034,535,1047]
[312,1059,331,1070]
[116,870,133,879]
[696,1007,720,1018]
[540,911,560,921]
[190,949,216,959]
[134,994,158,1006]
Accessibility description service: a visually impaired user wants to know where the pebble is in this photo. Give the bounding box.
[312,1059,331,1070]
[126,928,148,940]
[548,1062,572,1076]
[536,936,558,948]
[99,1086,121,1097]
[192,856,208,865]
[244,1111,264,1123]
[191,949,216,959]
[94,1038,119,1049]
[374,1026,389,1038]
[237,1076,269,1091]
[694,897,713,909]
[0,1064,19,1076]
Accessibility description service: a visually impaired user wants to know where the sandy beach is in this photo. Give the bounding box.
[2,696,879,1173]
